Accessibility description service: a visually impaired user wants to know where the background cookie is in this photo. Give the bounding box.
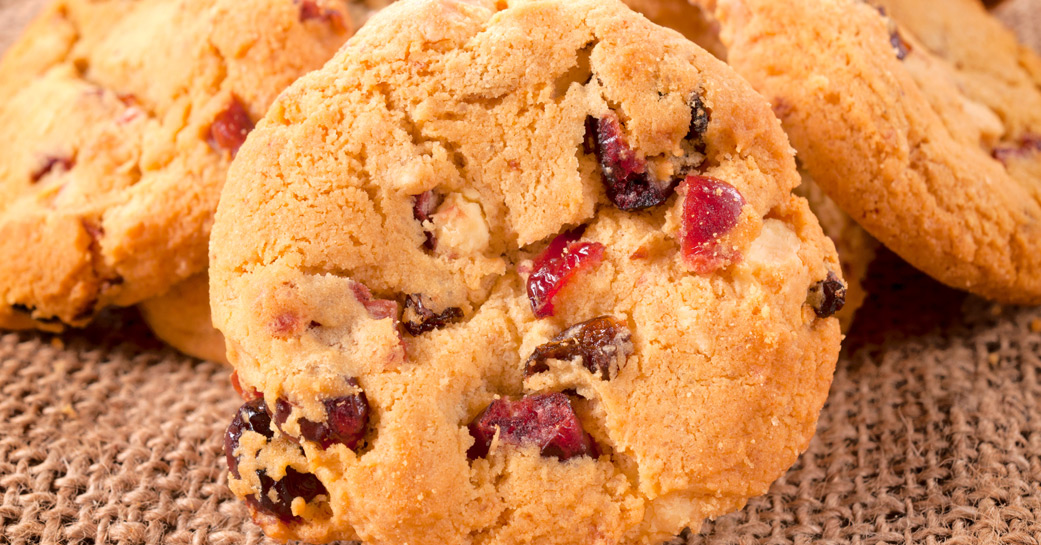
[138,273,228,363]
[710,0,1041,304]
[0,0,355,330]
[210,0,843,543]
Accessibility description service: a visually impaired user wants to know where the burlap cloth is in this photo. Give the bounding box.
[2,0,1041,543]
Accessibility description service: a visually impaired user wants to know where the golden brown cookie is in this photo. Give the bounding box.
[710,0,1041,304]
[210,0,845,543]
[0,0,355,330]
[138,273,227,364]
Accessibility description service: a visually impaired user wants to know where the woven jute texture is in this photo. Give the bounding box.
[3,0,1041,544]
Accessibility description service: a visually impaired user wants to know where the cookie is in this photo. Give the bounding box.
[0,0,356,330]
[709,0,1041,304]
[138,273,228,363]
[210,0,845,543]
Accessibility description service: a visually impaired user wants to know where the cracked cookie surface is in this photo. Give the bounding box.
[210,0,844,543]
[711,0,1041,304]
[0,0,356,329]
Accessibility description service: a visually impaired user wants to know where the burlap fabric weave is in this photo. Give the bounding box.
[2,0,1041,543]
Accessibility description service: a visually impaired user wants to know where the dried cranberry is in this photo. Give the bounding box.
[208,97,254,157]
[230,371,262,401]
[402,294,463,335]
[680,175,746,274]
[297,0,345,27]
[350,281,400,320]
[525,316,632,380]
[993,134,1041,164]
[586,112,677,210]
[527,229,605,318]
[467,392,596,460]
[30,155,73,183]
[225,399,274,479]
[808,271,846,318]
[274,379,369,450]
[412,190,443,250]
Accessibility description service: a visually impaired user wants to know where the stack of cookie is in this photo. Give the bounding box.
[0,0,1036,544]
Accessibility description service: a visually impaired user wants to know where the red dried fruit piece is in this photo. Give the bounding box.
[208,97,254,157]
[30,155,73,183]
[298,0,346,27]
[270,311,302,336]
[225,399,328,523]
[525,316,633,380]
[993,134,1041,164]
[412,190,443,250]
[230,370,262,401]
[680,175,746,274]
[807,271,847,318]
[587,113,676,210]
[402,294,463,335]
[527,229,605,318]
[467,392,597,460]
[274,378,369,450]
[350,281,400,320]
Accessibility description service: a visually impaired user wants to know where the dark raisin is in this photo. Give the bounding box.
[467,392,597,460]
[273,378,369,450]
[248,467,327,523]
[872,5,911,60]
[226,399,329,523]
[680,175,746,274]
[30,155,73,183]
[686,93,710,149]
[525,316,633,380]
[225,399,274,479]
[402,294,463,335]
[527,228,605,318]
[412,190,443,250]
[993,134,1041,164]
[208,97,254,157]
[890,30,911,60]
[808,271,847,318]
[586,112,677,210]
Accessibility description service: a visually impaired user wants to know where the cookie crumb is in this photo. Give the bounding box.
[1030,318,1041,333]
[987,353,1000,366]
